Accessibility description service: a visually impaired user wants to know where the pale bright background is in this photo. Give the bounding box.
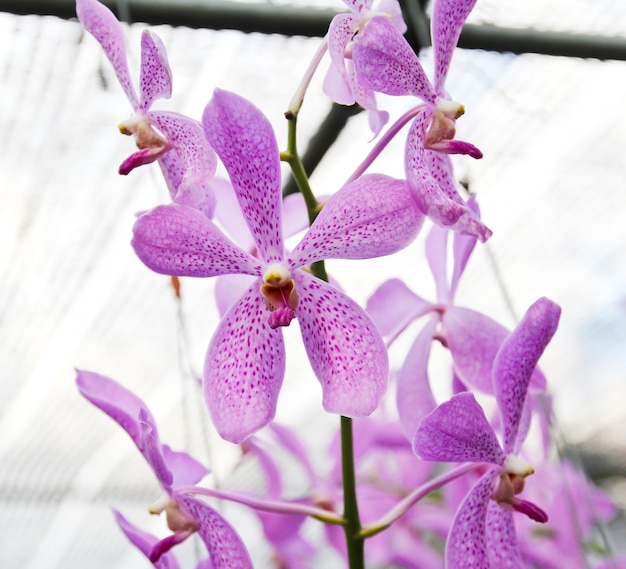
[1,0,625,567]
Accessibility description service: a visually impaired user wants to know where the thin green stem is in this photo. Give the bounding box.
[282,108,360,568]
[281,114,321,226]
[341,415,365,569]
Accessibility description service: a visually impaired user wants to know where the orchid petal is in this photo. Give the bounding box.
[323,63,356,107]
[485,502,525,569]
[325,14,359,105]
[256,510,314,568]
[212,177,255,249]
[158,149,184,198]
[204,281,285,443]
[450,194,479,296]
[76,369,156,452]
[396,316,438,439]
[159,152,216,217]
[347,60,389,136]
[413,392,505,465]
[76,0,139,108]
[406,113,491,242]
[242,438,283,498]
[268,423,317,485]
[443,306,547,395]
[291,174,423,267]
[139,30,172,111]
[366,278,432,342]
[425,223,451,303]
[431,0,477,95]
[494,297,561,453]
[281,192,310,240]
[376,0,408,35]
[203,89,283,263]
[446,468,499,569]
[139,410,173,488]
[295,271,388,417]
[343,0,372,11]
[149,112,217,216]
[353,16,435,102]
[177,495,253,569]
[132,204,261,278]
[162,445,209,488]
[214,274,257,318]
[113,510,181,569]
[443,306,509,394]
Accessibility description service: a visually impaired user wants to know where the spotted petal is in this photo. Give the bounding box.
[139,30,172,110]
[132,204,261,278]
[291,174,423,267]
[353,16,435,102]
[76,0,138,108]
[446,468,499,569]
[150,112,217,216]
[295,270,388,417]
[494,297,561,454]
[406,112,491,242]
[343,0,372,11]
[485,502,525,568]
[325,14,359,105]
[176,495,253,569]
[413,392,505,465]
[431,0,478,95]
[203,89,283,263]
[204,280,286,443]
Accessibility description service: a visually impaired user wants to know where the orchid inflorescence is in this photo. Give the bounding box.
[75,0,622,567]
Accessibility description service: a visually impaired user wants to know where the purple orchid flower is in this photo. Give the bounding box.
[367,206,545,439]
[352,0,492,241]
[76,369,253,568]
[324,0,407,134]
[131,89,424,443]
[76,0,217,216]
[413,297,561,568]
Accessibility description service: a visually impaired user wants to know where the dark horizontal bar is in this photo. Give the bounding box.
[1,0,626,61]
[459,23,626,61]
[0,0,337,36]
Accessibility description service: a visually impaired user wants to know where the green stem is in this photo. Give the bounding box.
[282,110,361,568]
[281,114,321,226]
[341,415,365,568]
